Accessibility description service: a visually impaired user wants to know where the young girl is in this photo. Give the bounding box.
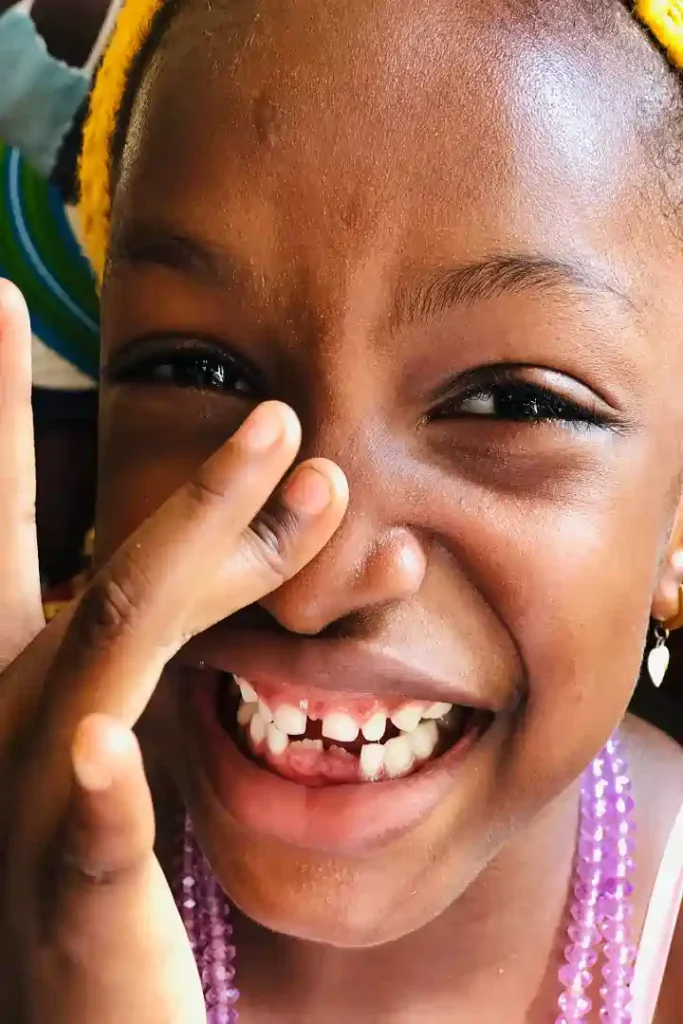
[1,0,683,1020]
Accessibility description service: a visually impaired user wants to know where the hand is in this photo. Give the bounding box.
[0,280,349,1023]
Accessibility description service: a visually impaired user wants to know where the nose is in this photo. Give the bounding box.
[261,517,426,634]
[259,348,427,634]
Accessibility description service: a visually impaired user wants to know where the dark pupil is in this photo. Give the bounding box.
[495,383,565,420]
[171,354,250,394]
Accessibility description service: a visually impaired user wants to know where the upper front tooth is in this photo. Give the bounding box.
[383,735,415,778]
[410,720,439,760]
[273,703,307,736]
[236,677,258,704]
[258,699,274,723]
[322,712,359,742]
[361,712,387,742]
[422,702,453,720]
[390,703,424,732]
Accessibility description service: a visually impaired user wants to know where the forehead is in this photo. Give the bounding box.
[111,0,676,309]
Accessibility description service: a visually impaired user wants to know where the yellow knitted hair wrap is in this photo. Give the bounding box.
[79,0,165,282]
[637,1,683,68]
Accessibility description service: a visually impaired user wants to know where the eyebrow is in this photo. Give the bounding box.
[108,222,259,292]
[392,253,632,328]
[109,223,631,320]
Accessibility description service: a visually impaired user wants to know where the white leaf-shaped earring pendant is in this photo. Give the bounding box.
[647,625,671,689]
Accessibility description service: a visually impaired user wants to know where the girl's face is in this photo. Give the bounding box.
[97,0,683,945]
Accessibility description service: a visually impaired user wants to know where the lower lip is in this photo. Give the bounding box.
[191,679,498,855]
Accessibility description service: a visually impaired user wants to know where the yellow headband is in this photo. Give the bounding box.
[636,2,683,67]
[79,0,164,282]
[79,0,683,282]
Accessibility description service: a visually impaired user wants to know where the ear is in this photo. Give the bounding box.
[652,509,683,625]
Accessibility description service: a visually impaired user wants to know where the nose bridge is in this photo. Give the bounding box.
[261,354,425,634]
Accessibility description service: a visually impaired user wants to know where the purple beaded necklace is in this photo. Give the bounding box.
[176,731,636,1024]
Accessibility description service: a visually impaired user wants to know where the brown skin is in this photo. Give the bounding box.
[2,0,683,1021]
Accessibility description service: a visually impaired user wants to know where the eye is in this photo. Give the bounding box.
[430,372,607,428]
[106,342,260,398]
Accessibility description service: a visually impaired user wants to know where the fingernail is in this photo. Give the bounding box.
[239,405,285,452]
[283,466,332,514]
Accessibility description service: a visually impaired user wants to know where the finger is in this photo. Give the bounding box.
[30,715,204,1023]
[0,281,43,664]
[0,612,72,773]
[45,401,348,731]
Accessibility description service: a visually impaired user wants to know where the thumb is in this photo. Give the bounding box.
[39,715,204,1023]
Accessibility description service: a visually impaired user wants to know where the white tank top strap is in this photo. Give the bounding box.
[629,801,683,1023]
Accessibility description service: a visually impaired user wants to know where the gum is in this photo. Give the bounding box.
[240,679,427,723]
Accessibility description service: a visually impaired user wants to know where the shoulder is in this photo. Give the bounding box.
[622,715,683,842]
[622,717,683,1023]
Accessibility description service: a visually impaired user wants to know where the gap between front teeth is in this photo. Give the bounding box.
[235,677,455,781]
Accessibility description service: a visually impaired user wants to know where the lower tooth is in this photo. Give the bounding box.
[267,723,289,756]
[360,743,384,781]
[292,738,323,752]
[383,735,415,778]
[410,720,439,760]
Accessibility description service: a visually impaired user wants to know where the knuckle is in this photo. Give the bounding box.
[184,464,230,513]
[73,555,151,651]
[242,508,302,584]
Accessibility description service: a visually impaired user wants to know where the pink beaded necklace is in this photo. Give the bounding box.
[175,731,636,1024]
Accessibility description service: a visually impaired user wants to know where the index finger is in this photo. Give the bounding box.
[43,401,348,734]
[0,281,43,666]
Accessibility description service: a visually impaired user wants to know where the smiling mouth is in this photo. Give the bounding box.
[215,674,494,786]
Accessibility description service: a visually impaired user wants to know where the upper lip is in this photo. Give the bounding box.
[178,626,510,712]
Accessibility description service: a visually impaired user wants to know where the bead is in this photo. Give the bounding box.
[599,1010,632,1024]
[602,962,634,986]
[568,923,599,949]
[612,795,635,816]
[570,904,598,927]
[604,943,637,966]
[600,921,630,944]
[601,879,634,901]
[573,883,600,907]
[598,984,632,1011]
[558,991,592,1017]
[563,945,598,971]
[558,965,592,990]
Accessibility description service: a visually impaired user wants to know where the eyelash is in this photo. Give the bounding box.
[111,347,605,427]
[431,379,605,427]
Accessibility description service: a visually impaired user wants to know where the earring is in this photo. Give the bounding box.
[647,622,671,689]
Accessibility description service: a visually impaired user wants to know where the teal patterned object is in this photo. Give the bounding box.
[0,140,99,380]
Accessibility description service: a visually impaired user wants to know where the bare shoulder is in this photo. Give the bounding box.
[622,714,683,837]
[622,716,683,1023]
